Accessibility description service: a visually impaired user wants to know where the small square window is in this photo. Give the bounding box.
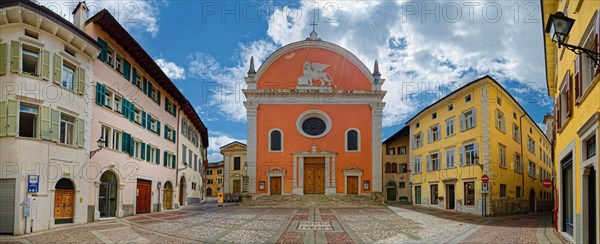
[465,94,472,103]
[24,29,39,39]
[432,113,437,119]
[448,104,453,111]
[513,112,517,119]
[497,97,502,105]
[415,122,420,128]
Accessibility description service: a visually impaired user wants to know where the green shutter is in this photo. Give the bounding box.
[164,151,168,167]
[40,106,51,140]
[141,111,147,129]
[76,118,85,148]
[172,105,176,116]
[0,43,7,75]
[171,154,176,169]
[53,53,62,85]
[141,142,146,160]
[6,100,18,136]
[0,101,6,137]
[164,124,167,139]
[132,67,137,86]
[122,132,130,153]
[123,60,131,80]
[156,91,161,105]
[156,120,161,135]
[78,67,86,95]
[146,144,151,162]
[121,98,129,117]
[10,41,20,73]
[129,136,134,157]
[165,99,170,113]
[128,104,135,122]
[156,149,160,165]
[147,83,153,99]
[50,109,60,142]
[41,50,50,80]
[143,77,148,94]
[96,83,106,105]
[172,130,176,142]
[97,37,107,62]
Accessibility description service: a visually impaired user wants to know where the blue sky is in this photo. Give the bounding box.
[47,0,553,161]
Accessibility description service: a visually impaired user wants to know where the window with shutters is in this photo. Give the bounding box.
[574,19,598,102]
[445,117,455,137]
[106,46,115,67]
[113,94,122,113]
[464,143,478,165]
[495,110,506,132]
[165,125,175,141]
[462,109,476,130]
[21,45,40,76]
[269,129,283,151]
[217,169,223,175]
[218,178,223,184]
[135,71,143,90]
[19,104,38,138]
[346,129,359,151]
[207,170,213,175]
[387,148,395,155]
[234,157,241,171]
[398,146,407,155]
[413,156,422,173]
[558,71,572,128]
[133,106,142,125]
[445,147,455,168]
[528,161,536,178]
[133,139,142,159]
[514,153,523,173]
[399,163,408,173]
[391,163,398,173]
[413,132,423,148]
[59,114,75,145]
[182,145,188,164]
[385,162,391,173]
[527,136,536,155]
[104,89,114,109]
[429,152,441,171]
[512,123,521,143]
[499,144,507,168]
[428,124,440,142]
[115,53,124,73]
[101,125,111,147]
[61,61,76,91]
[148,116,157,132]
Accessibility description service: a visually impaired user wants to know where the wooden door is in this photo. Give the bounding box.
[270,177,281,195]
[164,189,173,209]
[54,190,74,219]
[304,158,325,194]
[347,176,358,194]
[233,180,241,193]
[447,184,455,209]
[136,180,151,213]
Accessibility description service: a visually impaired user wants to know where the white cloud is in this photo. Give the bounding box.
[155,58,185,80]
[40,0,164,37]
[207,131,247,162]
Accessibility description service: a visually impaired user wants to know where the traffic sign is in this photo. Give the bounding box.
[543,179,552,188]
[27,175,39,193]
[481,174,489,183]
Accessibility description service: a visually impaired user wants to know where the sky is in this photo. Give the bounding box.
[44,0,553,162]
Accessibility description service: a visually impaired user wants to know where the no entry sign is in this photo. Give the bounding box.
[543,179,552,188]
[481,174,489,183]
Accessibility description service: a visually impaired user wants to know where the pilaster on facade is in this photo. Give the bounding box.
[244,101,258,194]
[371,102,385,192]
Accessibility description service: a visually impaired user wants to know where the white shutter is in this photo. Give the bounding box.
[459,146,465,166]
[426,155,431,172]
[495,110,499,129]
[460,114,465,131]
[427,128,432,143]
[472,108,477,127]
[474,142,479,164]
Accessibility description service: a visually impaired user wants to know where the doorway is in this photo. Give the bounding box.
[587,167,597,244]
[163,181,173,209]
[54,178,75,224]
[304,157,325,194]
[99,171,118,218]
[270,177,281,195]
[386,182,396,201]
[347,176,359,194]
[446,184,455,209]
[136,179,151,214]
[529,189,536,212]
[233,180,241,193]
[179,176,186,207]
[206,188,213,196]
[562,156,573,236]
[0,179,15,234]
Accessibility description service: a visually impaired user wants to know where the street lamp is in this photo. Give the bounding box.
[545,12,600,65]
[90,137,105,158]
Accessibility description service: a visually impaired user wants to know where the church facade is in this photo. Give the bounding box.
[243,32,386,196]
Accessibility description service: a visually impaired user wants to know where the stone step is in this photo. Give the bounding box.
[241,194,385,207]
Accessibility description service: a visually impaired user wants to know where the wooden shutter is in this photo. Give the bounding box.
[565,71,572,117]
[10,41,20,73]
[78,67,86,95]
[97,37,108,62]
[123,60,131,80]
[53,53,62,85]
[156,149,160,165]
[574,56,582,103]
[0,101,6,137]
[141,142,146,160]
[41,50,50,80]
[0,43,7,75]
[76,118,85,148]
[6,100,18,136]
[556,95,562,129]
[141,111,147,129]
[459,146,465,166]
[50,109,60,142]
[596,9,600,75]
[40,106,51,140]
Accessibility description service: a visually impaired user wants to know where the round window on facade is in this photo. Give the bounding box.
[296,110,332,138]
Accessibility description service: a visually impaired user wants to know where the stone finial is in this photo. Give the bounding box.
[247,56,256,78]
[373,60,381,78]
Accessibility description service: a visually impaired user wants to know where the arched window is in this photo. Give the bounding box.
[269,129,282,151]
[391,163,398,173]
[346,129,359,151]
[385,162,392,173]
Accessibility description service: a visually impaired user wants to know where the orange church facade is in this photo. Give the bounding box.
[243,32,386,196]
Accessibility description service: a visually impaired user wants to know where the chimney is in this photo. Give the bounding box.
[72,1,88,30]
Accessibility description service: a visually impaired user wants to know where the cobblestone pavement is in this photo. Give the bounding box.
[0,201,567,244]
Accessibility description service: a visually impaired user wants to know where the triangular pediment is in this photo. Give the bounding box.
[343,166,363,172]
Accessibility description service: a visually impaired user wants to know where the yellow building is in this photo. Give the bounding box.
[221,141,247,194]
[542,1,599,242]
[382,126,411,202]
[205,162,224,197]
[407,76,552,216]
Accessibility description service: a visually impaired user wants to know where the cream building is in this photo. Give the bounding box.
[221,141,247,194]
[0,0,100,234]
[177,110,208,206]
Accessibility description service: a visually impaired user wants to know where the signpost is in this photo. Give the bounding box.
[27,175,39,193]
[481,174,489,217]
[481,174,489,183]
[218,193,223,206]
[543,179,552,188]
